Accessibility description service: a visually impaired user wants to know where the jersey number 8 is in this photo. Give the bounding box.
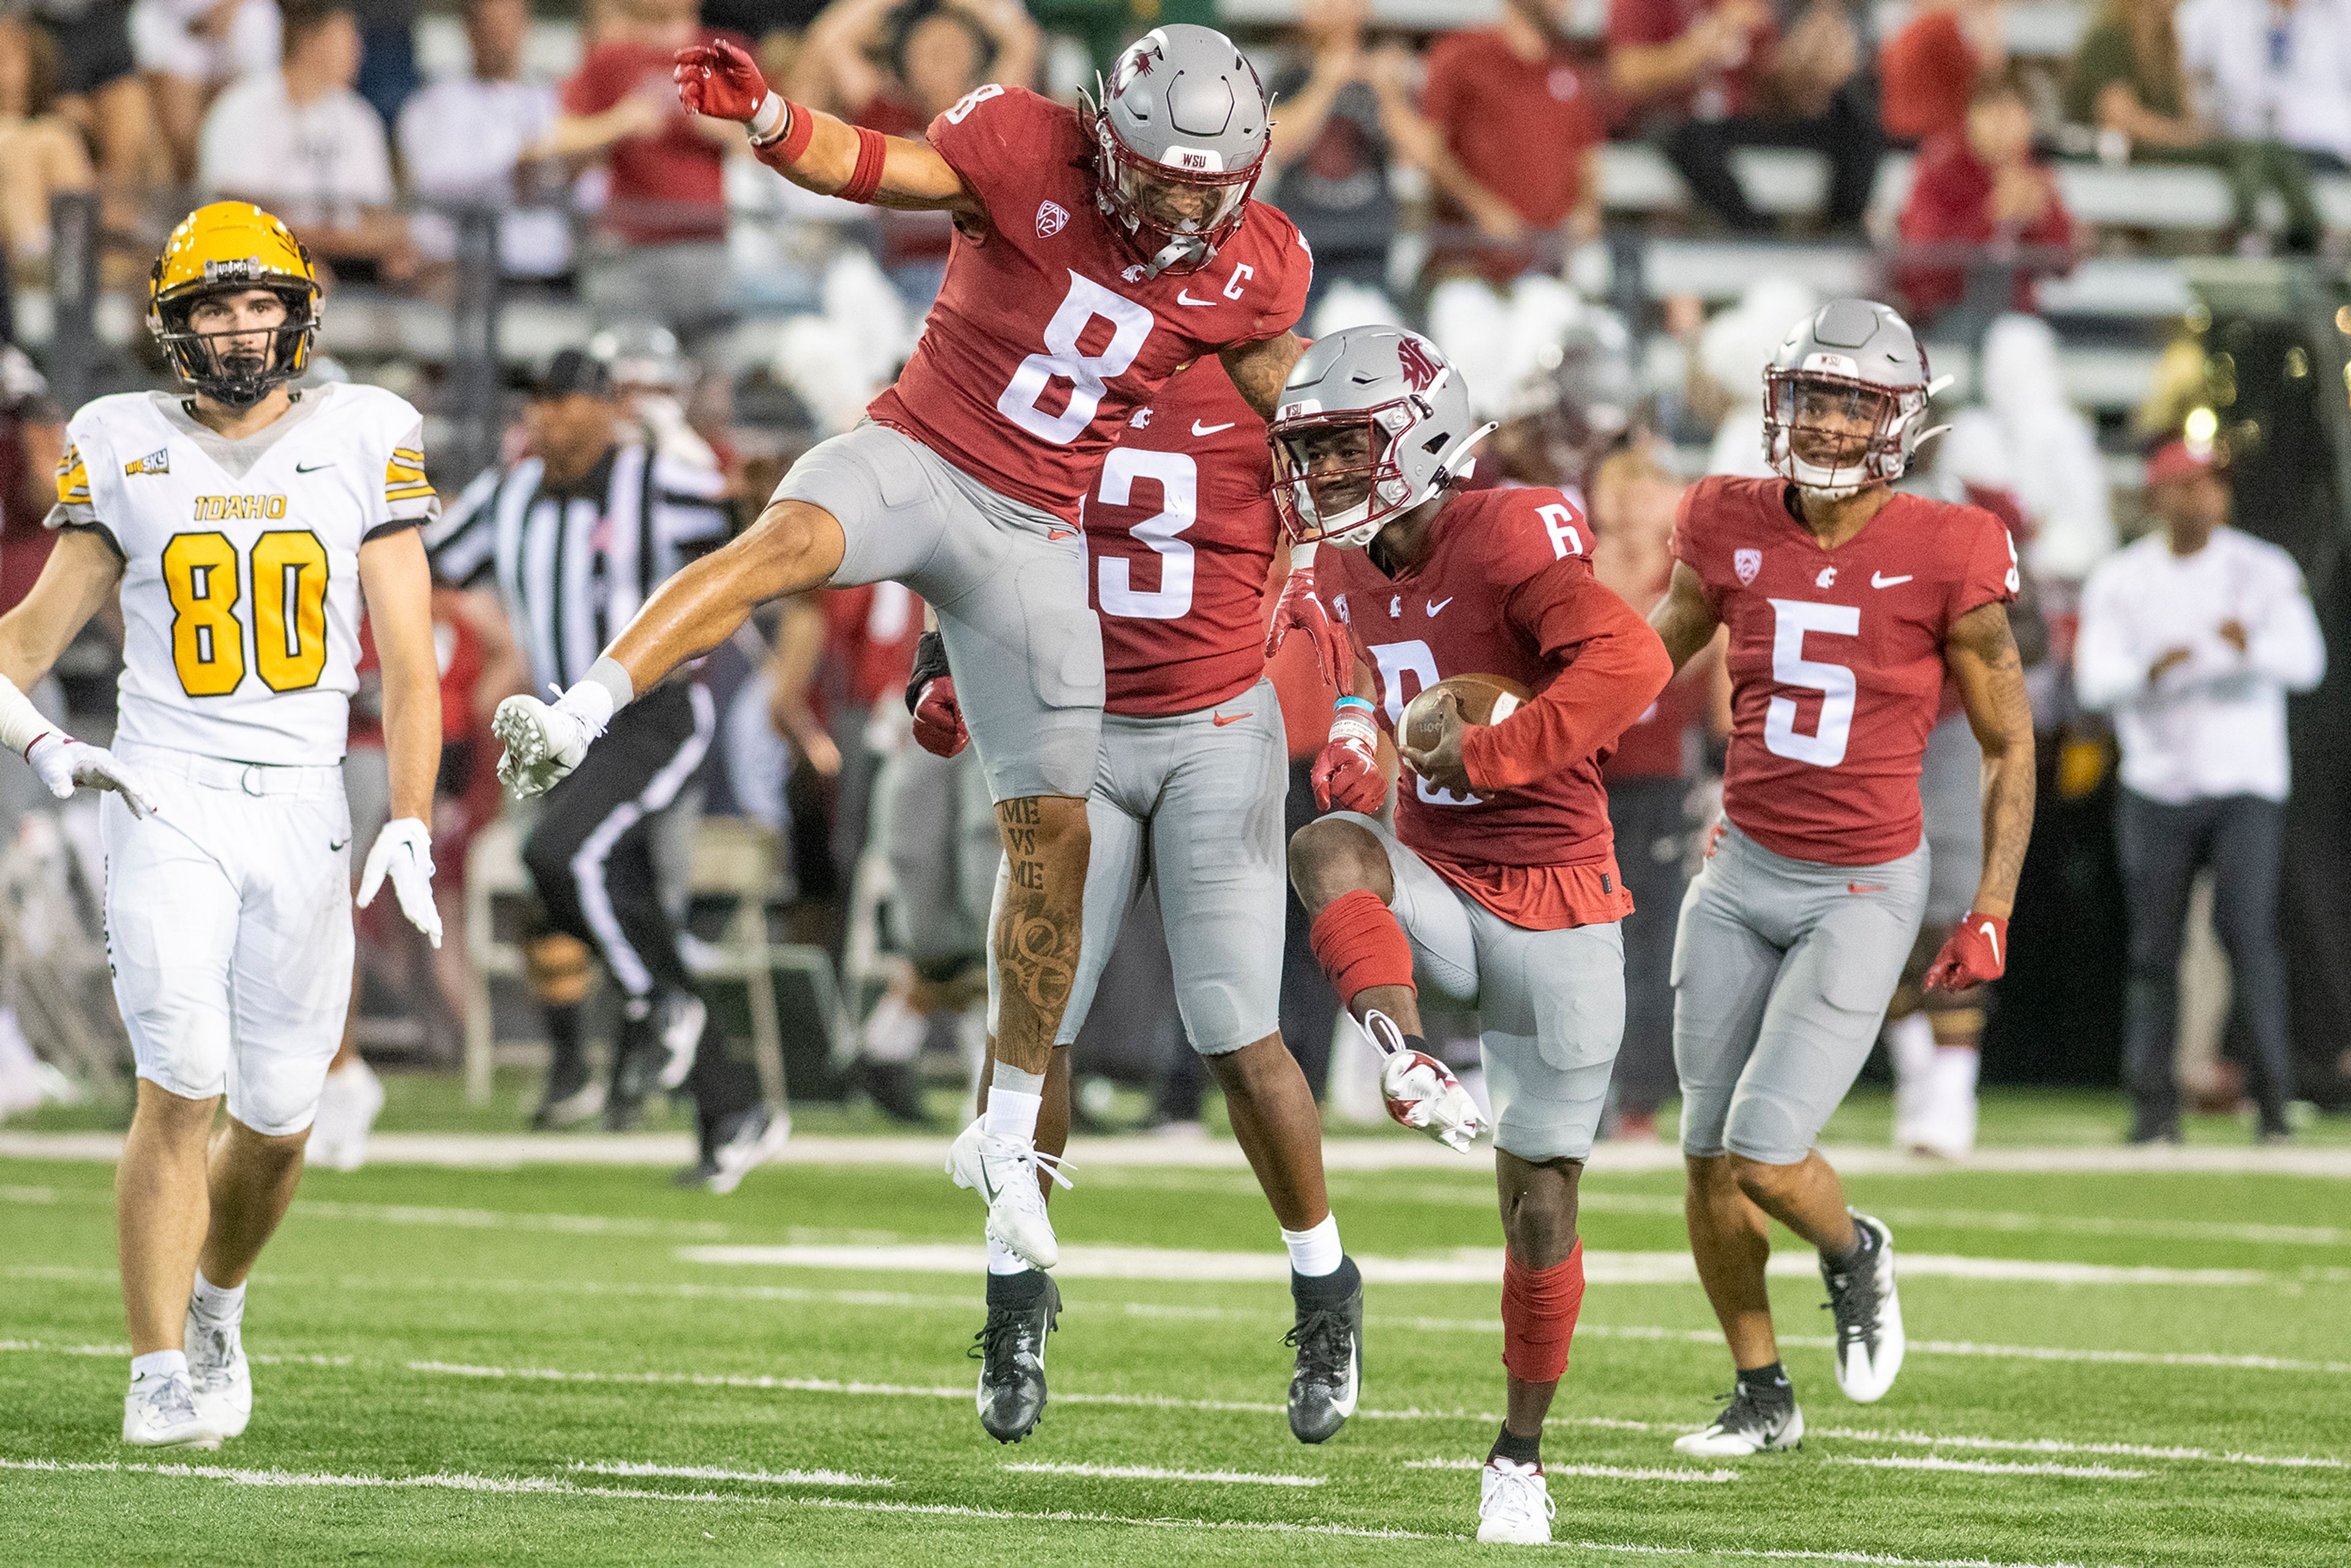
[162,530,331,697]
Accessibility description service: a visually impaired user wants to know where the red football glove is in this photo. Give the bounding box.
[1264,549,1353,694]
[673,37,769,122]
[911,676,969,757]
[1310,698,1384,814]
[1924,911,2007,992]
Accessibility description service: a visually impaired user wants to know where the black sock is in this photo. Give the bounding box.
[544,1003,583,1076]
[1402,1033,1431,1057]
[1736,1362,1793,1405]
[1490,1425,1542,1467]
[1292,1254,1361,1304]
[985,1268,1050,1310]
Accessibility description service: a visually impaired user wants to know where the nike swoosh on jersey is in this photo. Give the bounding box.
[1211,712,1250,726]
[296,460,334,473]
[1427,597,1453,615]
[1176,290,1215,306]
[1871,572,1913,588]
[331,836,351,852]
[1191,420,1235,437]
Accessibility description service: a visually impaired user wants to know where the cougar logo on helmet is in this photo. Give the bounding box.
[1397,339,1443,394]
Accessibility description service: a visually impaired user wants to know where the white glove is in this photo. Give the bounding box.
[492,691,599,798]
[26,735,157,819]
[1357,1008,1485,1154]
[356,816,443,948]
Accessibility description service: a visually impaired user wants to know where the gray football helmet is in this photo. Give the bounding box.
[1089,24,1270,279]
[1763,298,1949,497]
[1268,326,1498,550]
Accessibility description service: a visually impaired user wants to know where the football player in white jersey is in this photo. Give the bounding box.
[0,203,446,1449]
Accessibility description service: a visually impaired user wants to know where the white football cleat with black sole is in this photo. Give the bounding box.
[945,1118,1069,1271]
[1673,1388,1805,1457]
[123,1369,227,1450]
[1822,1210,1904,1403]
[1477,1457,1555,1544]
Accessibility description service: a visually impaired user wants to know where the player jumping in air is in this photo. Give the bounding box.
[1648,299,2034,1455]
[489,25,1321,1277]
[915,357,1363,1444]
[1,204,445,1447]
[1279,327,1672,1544]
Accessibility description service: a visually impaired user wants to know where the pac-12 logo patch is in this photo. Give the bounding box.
[1333,594,1349,624]
[1035,200,1070,239]
[1734,548,1761,586]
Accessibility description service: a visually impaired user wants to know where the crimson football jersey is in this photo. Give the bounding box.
[1671,476,2017,865]
[1083,358,1276,716]
[866,86,1311,523]
[1319,486,1667,929]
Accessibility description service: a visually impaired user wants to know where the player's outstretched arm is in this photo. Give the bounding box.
[1926,599,2037,992]
[1219,332,1310,420]
[673,38,980,217]
[1648,561,1722,674]
[357,528,447,945]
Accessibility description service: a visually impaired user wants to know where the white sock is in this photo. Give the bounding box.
[130,1349,187,1382]
[984,1085,1041,1144]
[1281,1214,1344,1278]
[986,1232,1032,1275]
[1886,1012,1934,1084]
[190,1270,245,1321]
[861,994,926,1065]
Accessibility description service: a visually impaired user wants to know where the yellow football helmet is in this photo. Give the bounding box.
[148,203,323,406]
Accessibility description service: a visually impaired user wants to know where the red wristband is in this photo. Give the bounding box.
[839,125,888,204]
[776,99,816,164]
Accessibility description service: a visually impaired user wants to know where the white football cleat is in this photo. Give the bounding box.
[1476,1457,1554,1545]
[124,1369,227,1450]
[946,1118,1070,1272]
[307,1057,386,1172]
[1823,1212,1905,1403]
[492,694,597,798]
[184,1300,252,1438]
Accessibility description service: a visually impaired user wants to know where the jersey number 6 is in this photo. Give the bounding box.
[162,530,331,697]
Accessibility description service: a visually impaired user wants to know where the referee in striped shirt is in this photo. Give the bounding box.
[428,348,782,1189]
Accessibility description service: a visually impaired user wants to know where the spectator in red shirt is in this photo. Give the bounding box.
[1610,0,1883,235]
[787,0,1040,309]
[1420,0,1605,287]
[1879,0,2006,145]
[1897,77,2077,324]
[557,0,748,340]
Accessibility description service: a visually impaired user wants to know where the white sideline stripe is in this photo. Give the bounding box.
[9,1128,2351,1177]
[0,1457,2120,1566]
[568,1460,890,1487]
[0,1337,351,1368]
[1002,1461,1323,1488]
[1,1184,58,1202]
[298,1199,733,1240]
[1403,1457,1739,1484]
[676,1242,2275,1288]
[1828,1456,2148,1480]
[397,1359,2347,1472]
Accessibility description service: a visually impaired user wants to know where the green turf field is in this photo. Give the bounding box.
[5,1098,2349,1565]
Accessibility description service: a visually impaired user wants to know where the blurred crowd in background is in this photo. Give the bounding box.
[2,0,2350,1142]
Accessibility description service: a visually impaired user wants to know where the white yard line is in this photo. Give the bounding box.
[1002,1460,1323,1487]
[0,1337,350,1368]
[7,1128,2350,1177]
[0,1455,2125,1566]
[1825,1456,2148,1479]
[676,1241,2277,1288]
[1403,1457,1739,1483]
[566,1460,890,1487]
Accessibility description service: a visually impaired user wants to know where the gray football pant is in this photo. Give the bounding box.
[778,423,1104,803]
[1327,811,1625,1163]
[1672,822,1929,1165]
[1045,680,1290,1056]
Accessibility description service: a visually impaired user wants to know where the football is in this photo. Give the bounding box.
[1398,672,1531,752]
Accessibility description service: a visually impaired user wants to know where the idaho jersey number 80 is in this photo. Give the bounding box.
[49,383,438,767]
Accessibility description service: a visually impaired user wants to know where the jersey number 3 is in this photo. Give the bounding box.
[163,531,330,697]
[1093,449,1196,619]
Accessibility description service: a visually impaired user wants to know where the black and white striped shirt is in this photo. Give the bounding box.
[425,442,731,692]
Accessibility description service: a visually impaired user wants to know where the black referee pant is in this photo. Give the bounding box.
[2115,789,2295,1139]
[523,681,759,1143]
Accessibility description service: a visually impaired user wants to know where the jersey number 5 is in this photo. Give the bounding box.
[1093,448,1196,619]
[162,530,330,697]
[997,272,1155,445]
[1762,597,1859,767]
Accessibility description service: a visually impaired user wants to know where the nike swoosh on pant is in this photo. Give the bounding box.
[1212,712,1250,726]
[1847,882,1888,893]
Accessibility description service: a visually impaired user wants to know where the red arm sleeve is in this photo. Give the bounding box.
[1460,560,1674,793]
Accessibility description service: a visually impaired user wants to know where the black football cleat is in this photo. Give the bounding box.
[972,1271,1059,1443]
[1284,1258,1362,1444]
